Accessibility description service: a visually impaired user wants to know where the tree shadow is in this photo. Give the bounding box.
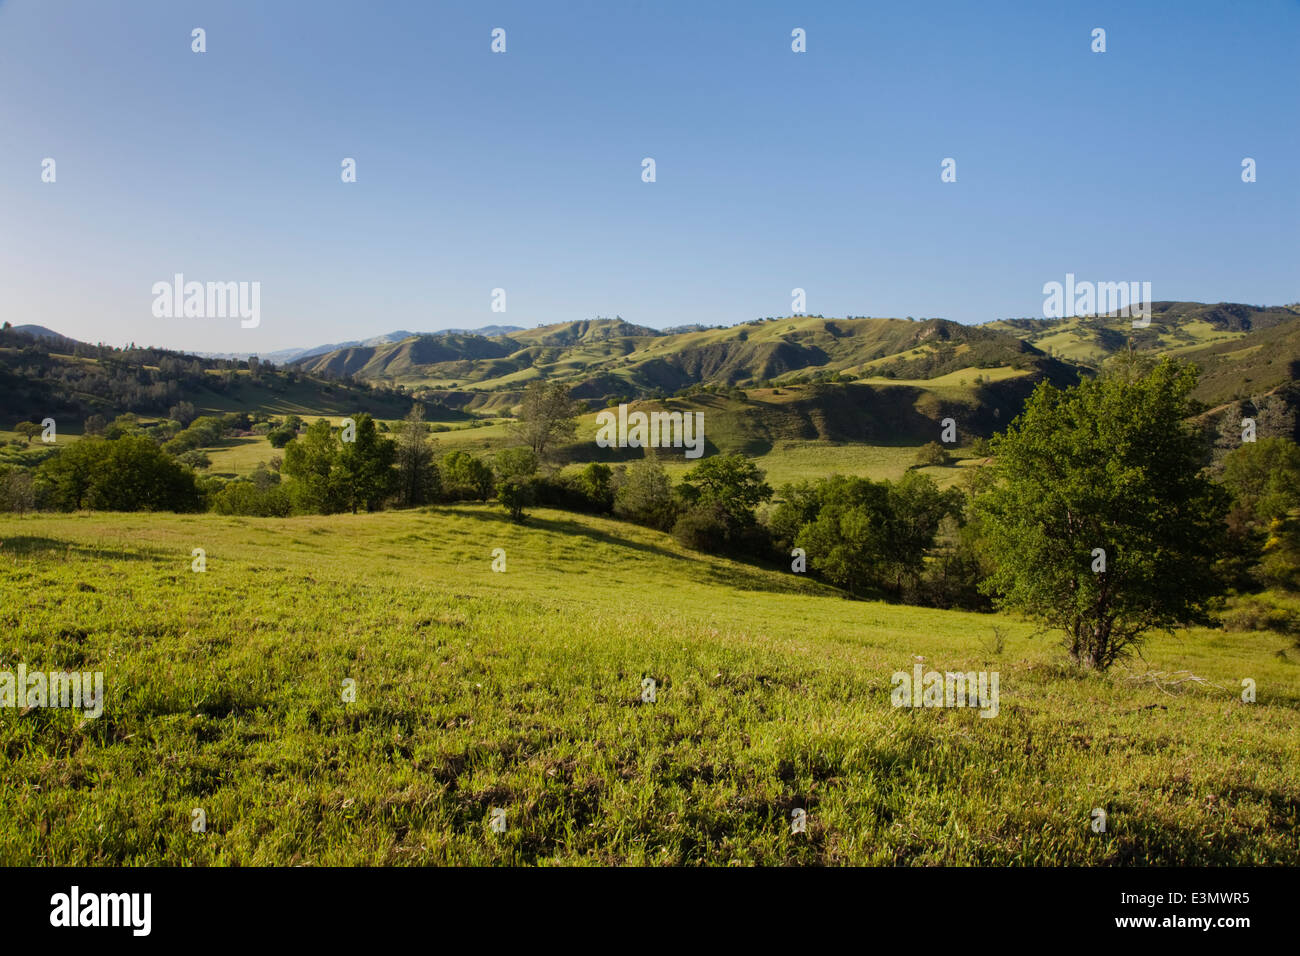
[448,507,690,564]
[0,536,169,562]
[443,507,846,598]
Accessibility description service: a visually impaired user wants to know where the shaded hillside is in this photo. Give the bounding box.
[1180,316,1300,406]
[985,302,1300,428]
[549,369,1076,465]
[0,326,430,426]
[294,333,517,379]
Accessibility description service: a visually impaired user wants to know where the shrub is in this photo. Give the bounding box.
[440,451,495,501]
[209,480,293,517]
[497,475,536,523]
[612,459,678,531]
[37,436,201,512]
[916,441,951,467]
[0,466,35,514]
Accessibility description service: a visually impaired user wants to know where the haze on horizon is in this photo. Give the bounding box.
[0,0,1295,354]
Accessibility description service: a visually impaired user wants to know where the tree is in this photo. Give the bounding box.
[1219,437,1300,591]
[333,413,396,513]
[573,462,614,511]
[512,381,579,463]
[1220,437,1300,525]
[209,479,292,517]
[794,476,893,594]
[766,480,824,552]
[497,475,536,523]
[169,401,198,427]
[612,459,678,530]
[282,419,345,513]
[495,446,539,480]
[393,404,440,507]
[13,421,40,444]
[674,453,773,553]
[440,450,495,501]
[0,466,35,514]
[37,436,201,512]
[975,359,1228,670]
[916,441,950,467]
[677,454,772,522]
[267,416,300,448]
[776,472,973,596]
[883,471,963,591]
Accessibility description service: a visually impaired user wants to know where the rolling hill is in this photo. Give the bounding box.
[0,325,432,427]
[291,315,1077,398]
[6,303,1297,451]
[985,301,1300,366]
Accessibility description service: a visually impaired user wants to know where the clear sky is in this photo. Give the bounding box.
[1,0,1295,353]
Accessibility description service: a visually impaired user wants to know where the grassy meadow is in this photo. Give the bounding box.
[1,506,1296,865]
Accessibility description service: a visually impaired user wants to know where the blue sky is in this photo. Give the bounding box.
[1,0,1295,353]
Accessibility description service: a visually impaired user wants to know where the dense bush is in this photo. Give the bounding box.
[612,459,678,531]
[533,462,615,514]
[0,465,35,514]
[768,471,961,597]
[673,454,773,556]
[440,450,495,501]
[282,415,395,514]
[497,475,537,523]
[209,480,293,517]
[164,415,226,455]
[37,436,201,512]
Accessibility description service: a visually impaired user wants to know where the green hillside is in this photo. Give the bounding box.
[986,301,1300,365]
[292,316,1074,400]
[1179,317,1300,407]
[0,326,435,428]
[2,507,1295,865]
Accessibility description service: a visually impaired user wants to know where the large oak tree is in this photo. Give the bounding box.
[975,357,1227,670]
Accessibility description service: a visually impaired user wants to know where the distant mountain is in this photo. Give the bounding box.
[436,325,524,338]
[10,324,79,344]
[193,326,525,364]
[5,306,1295,445]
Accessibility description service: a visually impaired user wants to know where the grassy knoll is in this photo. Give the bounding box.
[0,507,1296,865]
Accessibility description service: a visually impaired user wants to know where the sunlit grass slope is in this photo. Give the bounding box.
[0,508,1296,865]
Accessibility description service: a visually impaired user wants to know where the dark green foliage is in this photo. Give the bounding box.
[440,450,495,501]
[37,436,201,512]
[209,480,293,517]
[612,459,679,531]
[673,454,773,555]
[282,419,345,513]
[0,465,35,514]
[333,414,396,514]
[164,415,226,455]
[393,405,440,507]
[495,446,539,480]
[915,441,950,466]
[774,471,961,597]
[573,463,613,512]
[497,475,536,523]
[281,415,396,514]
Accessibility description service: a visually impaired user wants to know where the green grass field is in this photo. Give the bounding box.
[1,507,1296,865]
